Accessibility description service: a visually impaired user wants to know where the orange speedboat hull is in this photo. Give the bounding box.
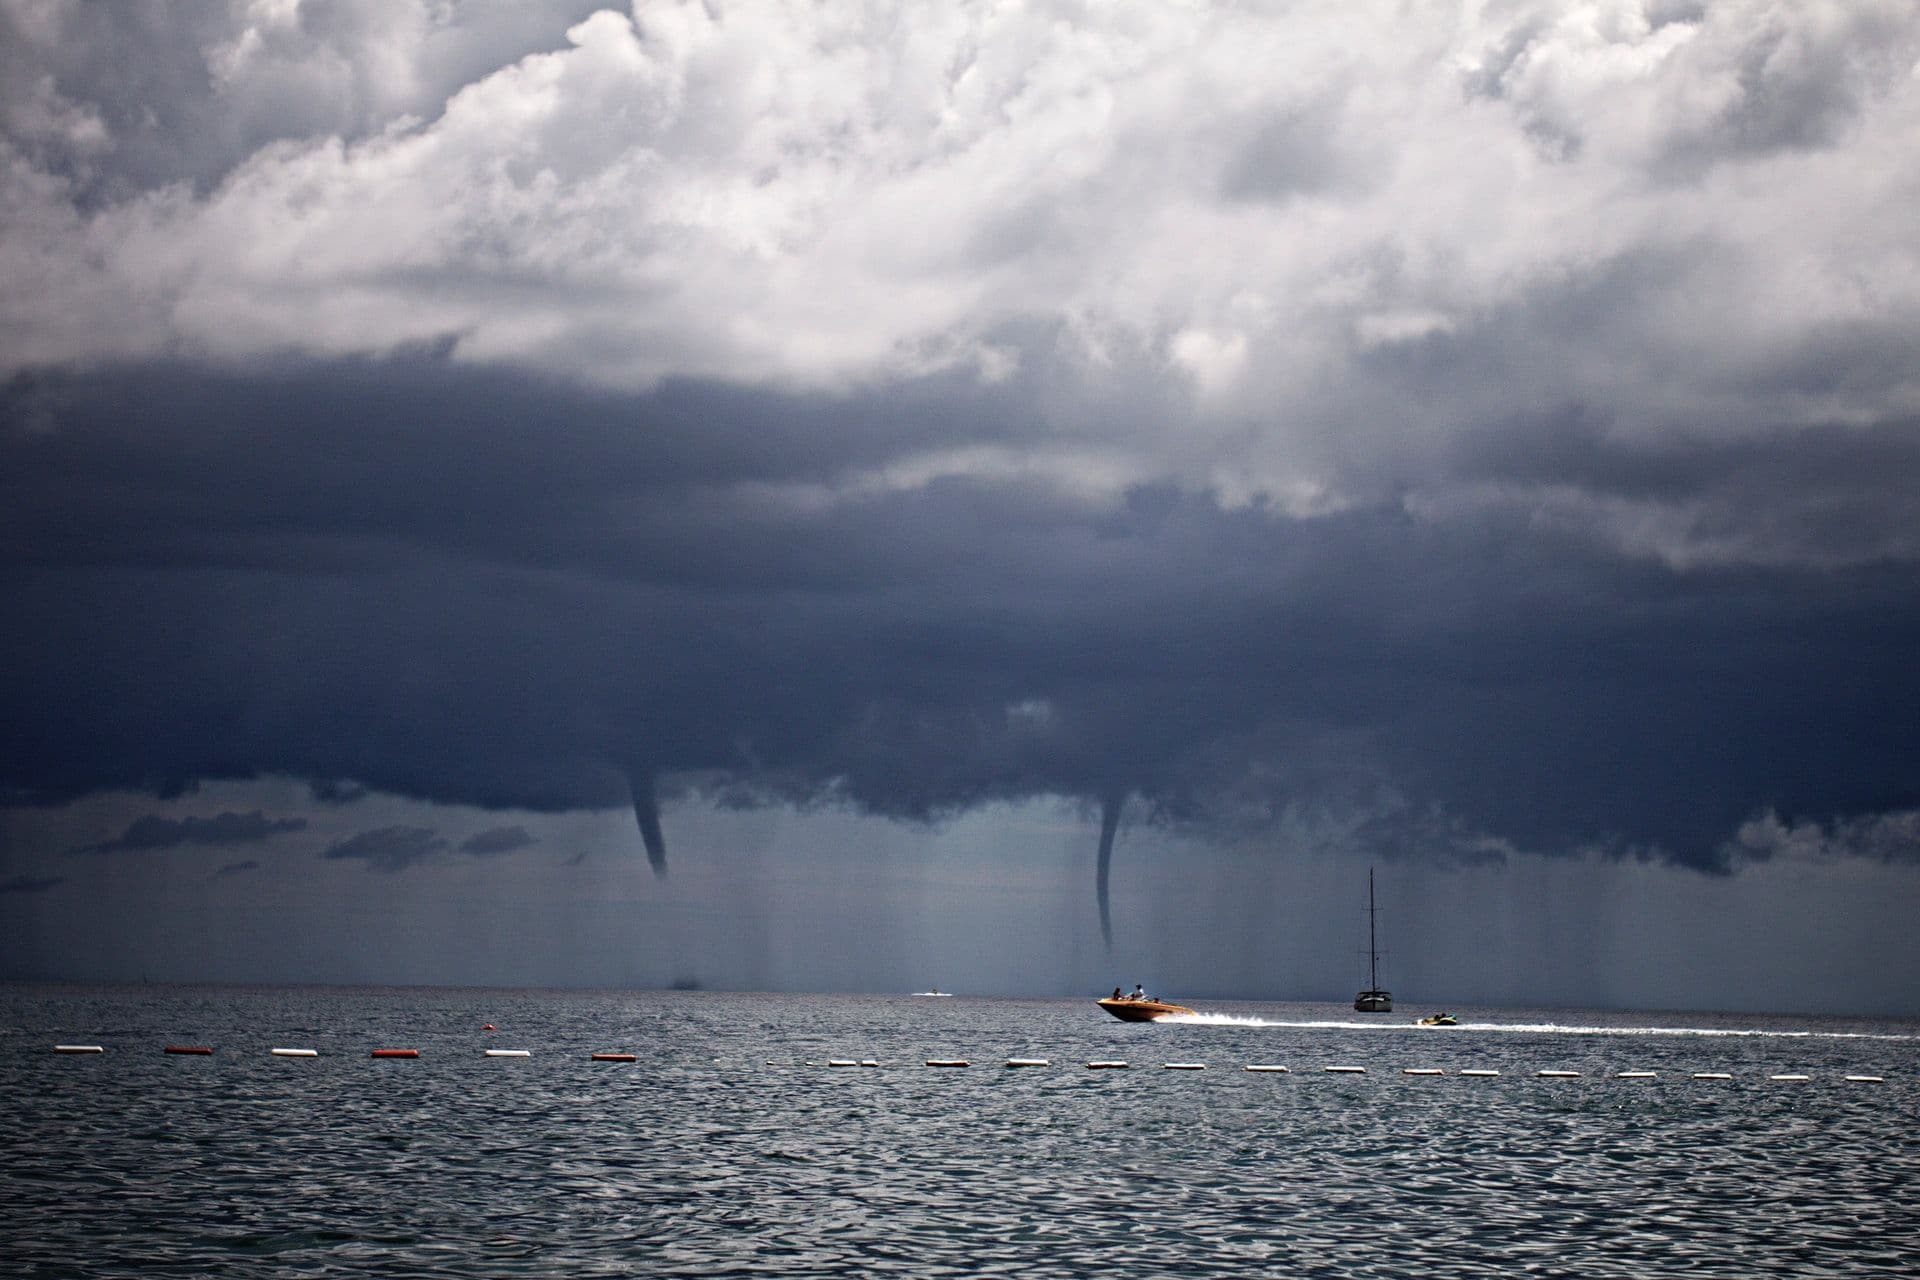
[1096,998,1195,1022]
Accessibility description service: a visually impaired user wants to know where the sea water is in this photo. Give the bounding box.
[2,985,1915,1277]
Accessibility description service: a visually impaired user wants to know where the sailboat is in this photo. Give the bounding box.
[1353,866,1392,1013]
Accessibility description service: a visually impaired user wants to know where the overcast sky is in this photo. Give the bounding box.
[4,0,1919,1013]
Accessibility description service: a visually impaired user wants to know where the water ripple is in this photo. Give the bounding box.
[1,986,1915,1276]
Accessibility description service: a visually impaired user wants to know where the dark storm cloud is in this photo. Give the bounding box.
[322,825,447,872]
[0,874,64,895]
[3,358,1917,883]
[458,826,538,857]
[73,810,308,855]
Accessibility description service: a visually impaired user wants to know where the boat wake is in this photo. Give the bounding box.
[1161,1012,1297,1028]
[1158,1012,1914,1042]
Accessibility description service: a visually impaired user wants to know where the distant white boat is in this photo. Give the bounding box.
[914,989,953,997]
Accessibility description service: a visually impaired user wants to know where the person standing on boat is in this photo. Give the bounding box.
[1131,984,1146,1001]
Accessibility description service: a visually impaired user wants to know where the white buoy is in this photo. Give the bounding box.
[1616,1070,1656,1079]
[484,1049,531,1058]
[1163,1062,1205,1070]
[1691,1072,1732,1080]
[1845,1075,1884,1083]
[1243,1064,1290,1073]
[1005,1058,1049,1067]
[1769,1074,1810,1082]
[827,1059,858,1066]
[925,1059,970,1067]
[1403,1068,1444,1076]
[861,1059,880,1067]
[1324,1065,1367,1074]
[1537,1070,1580,1078]
[1086,1060,1129,1069]
[270,1048,318,1057]
[53,1045,103,1054]
[1460,1069,1500,1077]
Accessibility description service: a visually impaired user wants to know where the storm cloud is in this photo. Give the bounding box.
[0,874,64,895]
[3,0,1919,951]
[321,825,448,873]
[458,826,540,857]
[73,810,309,855]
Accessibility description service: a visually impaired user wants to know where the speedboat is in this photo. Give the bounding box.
[1096,997,1195,1022]
[1416,1013,1459,1027]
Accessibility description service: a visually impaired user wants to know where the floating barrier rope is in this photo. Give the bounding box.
[40,1042,1900,1084]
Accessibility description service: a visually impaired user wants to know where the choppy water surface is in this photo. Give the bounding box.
[2,986,1915,1277]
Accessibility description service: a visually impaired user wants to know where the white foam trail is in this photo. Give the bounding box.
[1158,1012,1914,1042]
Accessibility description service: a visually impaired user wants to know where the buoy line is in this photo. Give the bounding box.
[40,1042,1896,1085]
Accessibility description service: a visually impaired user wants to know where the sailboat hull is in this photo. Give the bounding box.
[1354,991,1393,1013]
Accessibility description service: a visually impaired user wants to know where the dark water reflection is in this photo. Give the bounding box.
[2,986,1915,1277]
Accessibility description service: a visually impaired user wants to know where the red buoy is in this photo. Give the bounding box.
[482,1024,496,1031]
[590,1052,637,1062]
[371,1048,419,1059]
[163,1045,214,1055]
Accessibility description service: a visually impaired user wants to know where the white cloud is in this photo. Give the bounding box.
[3,0,1918,566]
[1727,808,1920,865]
